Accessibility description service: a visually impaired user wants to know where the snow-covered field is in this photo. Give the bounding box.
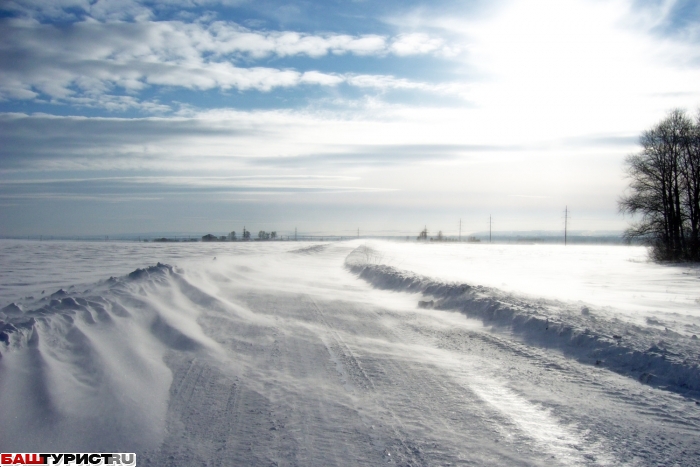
[1,239,700,466]
[368,242,700,319]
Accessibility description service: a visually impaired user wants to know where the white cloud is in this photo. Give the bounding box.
[61,95,172,113]
[3,0,154,21]
[390,33,444,56]
[345,74,439,92]
[300,71,345,86]
[0,18,453,109]
[206,29,388,58]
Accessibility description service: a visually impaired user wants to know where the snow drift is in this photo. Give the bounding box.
[345,245,700,396]
[0,263,223,452]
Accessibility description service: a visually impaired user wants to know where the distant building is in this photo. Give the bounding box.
[202,234,217,242]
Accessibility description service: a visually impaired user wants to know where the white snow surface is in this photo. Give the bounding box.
[362,241,700,324]
[1,239,700,466]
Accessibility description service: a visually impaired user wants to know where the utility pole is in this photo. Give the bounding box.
[564,206,569,246]
[459,219,461,242]
[489,215,492,243]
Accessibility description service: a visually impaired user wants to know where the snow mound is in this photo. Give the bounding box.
[0,262,222,451]
[288,244,329,255]
[346,246,700,396]
[126,262,174,281]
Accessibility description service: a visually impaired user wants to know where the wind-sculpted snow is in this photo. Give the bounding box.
[0,262,223,452]
[288,243,330,255]
[346,245,700,396]
[2,240,700,465]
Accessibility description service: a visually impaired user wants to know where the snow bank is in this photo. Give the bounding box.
[365,241,700,325]
[346,246,700,396]
[0,262,222,452]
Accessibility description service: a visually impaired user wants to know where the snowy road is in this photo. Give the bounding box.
[1,241,700,466]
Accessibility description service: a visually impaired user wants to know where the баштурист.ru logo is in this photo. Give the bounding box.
[0,454,135,465]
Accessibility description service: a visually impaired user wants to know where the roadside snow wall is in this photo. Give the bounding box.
[346,245,700,397]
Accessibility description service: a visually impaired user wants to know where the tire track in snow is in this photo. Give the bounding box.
[232,292,389,467]
[310,297,428,466]
[144,346,289,467]
[308,296,593,466]
[370,307,619,466]
[385,306,700,466]
[434,319,700,462]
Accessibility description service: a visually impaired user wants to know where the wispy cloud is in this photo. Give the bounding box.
[0,111,527,171]
[2,0,154,21]
[0,175,395,204]
[0,17,455,109]
[0,109,655,175]
[0,193,164,202]
[249,143,523,167]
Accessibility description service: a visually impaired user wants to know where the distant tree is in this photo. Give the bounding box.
[619,109,700,260]
[270,231,277,239]
[228,231,237,241]
[202,234,217,242]
[417,227,428,241]
[437,230,443,241]
[258,231,270,240]
[243,228,250,240]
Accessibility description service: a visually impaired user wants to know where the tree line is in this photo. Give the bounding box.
[620,109,700,261]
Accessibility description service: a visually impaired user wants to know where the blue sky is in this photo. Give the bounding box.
[1,0,699,237]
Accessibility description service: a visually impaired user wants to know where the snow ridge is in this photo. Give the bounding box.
[346,246,700,396]
[0,263,177,351]
[0,262,222,451]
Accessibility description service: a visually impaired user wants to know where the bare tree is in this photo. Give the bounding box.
[620,109,700,260]
[680,110,700,257]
